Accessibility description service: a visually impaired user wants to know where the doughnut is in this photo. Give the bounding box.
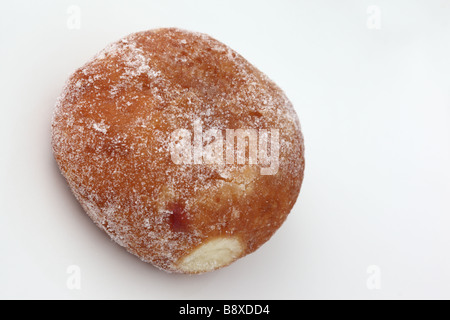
[52,28,305,274]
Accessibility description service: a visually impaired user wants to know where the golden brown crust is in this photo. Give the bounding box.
[52,28,305,273]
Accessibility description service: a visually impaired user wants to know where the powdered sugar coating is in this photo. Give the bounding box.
[52,28,305,273]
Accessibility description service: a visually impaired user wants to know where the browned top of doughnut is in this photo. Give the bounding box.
[52,28,305,272]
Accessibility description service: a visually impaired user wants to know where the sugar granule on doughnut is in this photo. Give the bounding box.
[52,28,305,274]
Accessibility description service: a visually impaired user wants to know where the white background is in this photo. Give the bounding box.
[1,0,449,300]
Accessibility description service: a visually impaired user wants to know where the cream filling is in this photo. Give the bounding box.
[177,236,243,273]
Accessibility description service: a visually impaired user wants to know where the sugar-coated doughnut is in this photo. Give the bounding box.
[52,28,305,273]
